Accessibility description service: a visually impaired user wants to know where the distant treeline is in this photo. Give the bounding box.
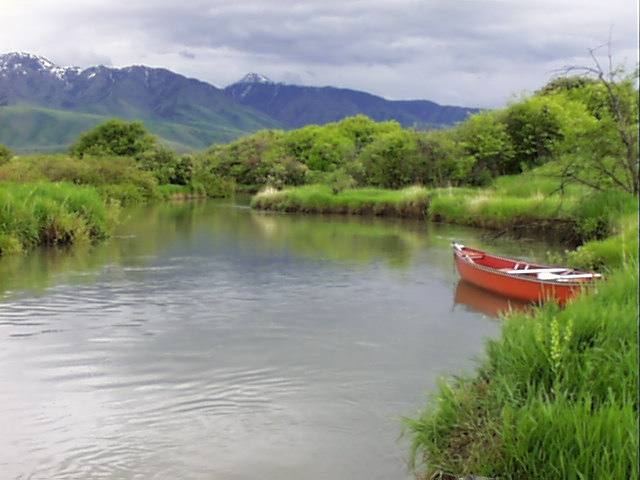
[199,73,637,195]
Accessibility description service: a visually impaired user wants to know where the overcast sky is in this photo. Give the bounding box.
[2,0,638,108]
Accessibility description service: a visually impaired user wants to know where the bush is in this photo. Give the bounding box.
[0,144,13,165]
[0,154,162,203]
[0,182,119,254]
[69,119,156,158]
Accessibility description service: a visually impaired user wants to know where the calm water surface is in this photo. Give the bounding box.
[0,200,559,480]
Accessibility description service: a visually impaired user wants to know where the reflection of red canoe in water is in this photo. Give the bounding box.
[455,279,530,317]
[453,243,602,306]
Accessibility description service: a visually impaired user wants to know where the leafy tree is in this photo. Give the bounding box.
[360,129,425,188]
[69,119,156,158]
[541,48,639,195]
[454,110,516,180]
[334,115,399,153]
[283,125,322,166]
[419,130,470,187]
[0,144,13,165]
[203,129,307,188]
[504,97,563,171]
[137,144,190,185]
[304,128,355,172]
[173,155,196,186]
[536,76,598,96]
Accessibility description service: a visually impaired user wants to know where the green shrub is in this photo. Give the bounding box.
[0,144,14,165]
[0,182,118,254]
[69,119,156,158]
[571,190,638,240]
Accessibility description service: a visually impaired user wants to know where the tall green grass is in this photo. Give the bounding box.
[491,174,589,198]
[404,258,638,479]
[0,182,118,255]
[428,189,573,227]
[0,154,162,205]
[251,184,430,217]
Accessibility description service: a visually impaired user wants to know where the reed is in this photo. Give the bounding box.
[0,154,162,204]
[0,182,118,255]
[428,189,574,233]
[251,184,430,217]
[491,174,589,198]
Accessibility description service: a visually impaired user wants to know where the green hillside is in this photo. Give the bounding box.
[0,106,272,154]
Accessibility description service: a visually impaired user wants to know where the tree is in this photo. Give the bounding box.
[69,119,156,158]
[549,45,639,195]
[455,110,516,180]
[504,97,564,171]
[137,144,185,184]
[360,130,425,188]
[0,144,13,165]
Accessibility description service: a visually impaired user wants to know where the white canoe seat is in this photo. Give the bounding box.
[538,271,602,281]
[505,268,570,275]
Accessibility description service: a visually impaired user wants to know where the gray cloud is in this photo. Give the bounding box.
[1,0,637,107]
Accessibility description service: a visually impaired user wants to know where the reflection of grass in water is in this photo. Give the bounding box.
[0,200,429,298]
[0,201,207,300]
[0,243,110,300]
[249,209,429,268]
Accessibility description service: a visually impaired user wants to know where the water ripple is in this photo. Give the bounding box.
[0,202,503,480]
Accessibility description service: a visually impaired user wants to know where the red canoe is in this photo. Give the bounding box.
[452,243,602,305]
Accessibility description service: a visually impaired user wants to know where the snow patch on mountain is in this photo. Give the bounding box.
[237,73,275,85]
[0,52,81,81]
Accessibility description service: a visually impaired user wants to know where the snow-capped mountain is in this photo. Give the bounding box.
[0,52,277,127]
[0,52,281,151]
[0,52,478,153]
[0,52,82,81]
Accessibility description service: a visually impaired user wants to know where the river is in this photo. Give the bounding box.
[0,200,557,480]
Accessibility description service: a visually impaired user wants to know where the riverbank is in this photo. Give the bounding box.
[251,184,430,218]
[251,174,638,266]
[403,256,638,479]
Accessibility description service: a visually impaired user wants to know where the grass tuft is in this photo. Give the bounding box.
[0,182,118,255]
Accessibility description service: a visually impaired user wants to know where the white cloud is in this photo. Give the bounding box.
[1,0,637,107]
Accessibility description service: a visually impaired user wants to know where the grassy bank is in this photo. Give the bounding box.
[0,152,234,256]
[403,255,638,479]
[0,154,164,205]
[251,172,638,258]
[0,155,160,256]
[0,182,119,255]
[251,184,430,217]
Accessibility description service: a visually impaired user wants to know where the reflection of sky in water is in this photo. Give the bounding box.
[0,200,560,480]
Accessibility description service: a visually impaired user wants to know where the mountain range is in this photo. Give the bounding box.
[0,52,479,154]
